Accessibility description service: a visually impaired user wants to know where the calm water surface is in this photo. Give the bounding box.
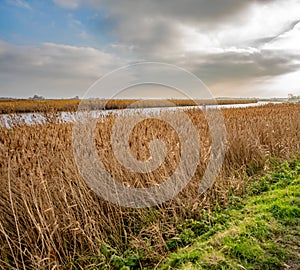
[0,102,280,128]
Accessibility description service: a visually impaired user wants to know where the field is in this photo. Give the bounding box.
[0,98,258,114]
[0,103,299,269]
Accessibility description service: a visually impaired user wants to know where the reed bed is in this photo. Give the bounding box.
[0,99,258,114]
[0,99,80,114]
[0,103,299,269]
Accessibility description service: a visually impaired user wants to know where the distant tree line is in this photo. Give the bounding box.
[288,93,300,100]
[29,94,45,100]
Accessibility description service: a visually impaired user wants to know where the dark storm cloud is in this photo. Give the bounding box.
[160,49,300,86]
[85,0,279,56]
[82,0,300,96]
[89,0,276,24]
[205,50,296,80]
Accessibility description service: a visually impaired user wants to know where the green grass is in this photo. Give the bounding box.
[160,158,300,269]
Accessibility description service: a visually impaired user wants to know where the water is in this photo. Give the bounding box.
[0,101,279,128]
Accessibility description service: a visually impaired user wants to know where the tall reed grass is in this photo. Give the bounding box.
[0,103,299,269]
[0,98,258,114]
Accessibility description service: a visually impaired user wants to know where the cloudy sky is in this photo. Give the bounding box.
[0,0,300,98]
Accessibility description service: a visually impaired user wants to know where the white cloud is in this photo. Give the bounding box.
[5,0,31,10]
[0,40,126,98]
[213,0,300,49]
[53,0,81,9]
[247,71,300,98]
[139,0,300,56]
[263,22,300,51]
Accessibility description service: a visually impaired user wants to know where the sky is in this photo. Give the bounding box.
[0,0,300,98]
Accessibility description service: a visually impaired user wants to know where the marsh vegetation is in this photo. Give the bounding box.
[0,103,299,269]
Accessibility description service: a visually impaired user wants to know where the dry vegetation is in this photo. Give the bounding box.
[0,99,80,114]
[0,98,258,114]
[0,103,299,269]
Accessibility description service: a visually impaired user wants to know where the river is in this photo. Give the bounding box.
[0,101,280,128]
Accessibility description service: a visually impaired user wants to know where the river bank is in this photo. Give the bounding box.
[0,101,280,128]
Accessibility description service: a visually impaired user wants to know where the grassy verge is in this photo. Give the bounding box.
[160,158,300,269]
